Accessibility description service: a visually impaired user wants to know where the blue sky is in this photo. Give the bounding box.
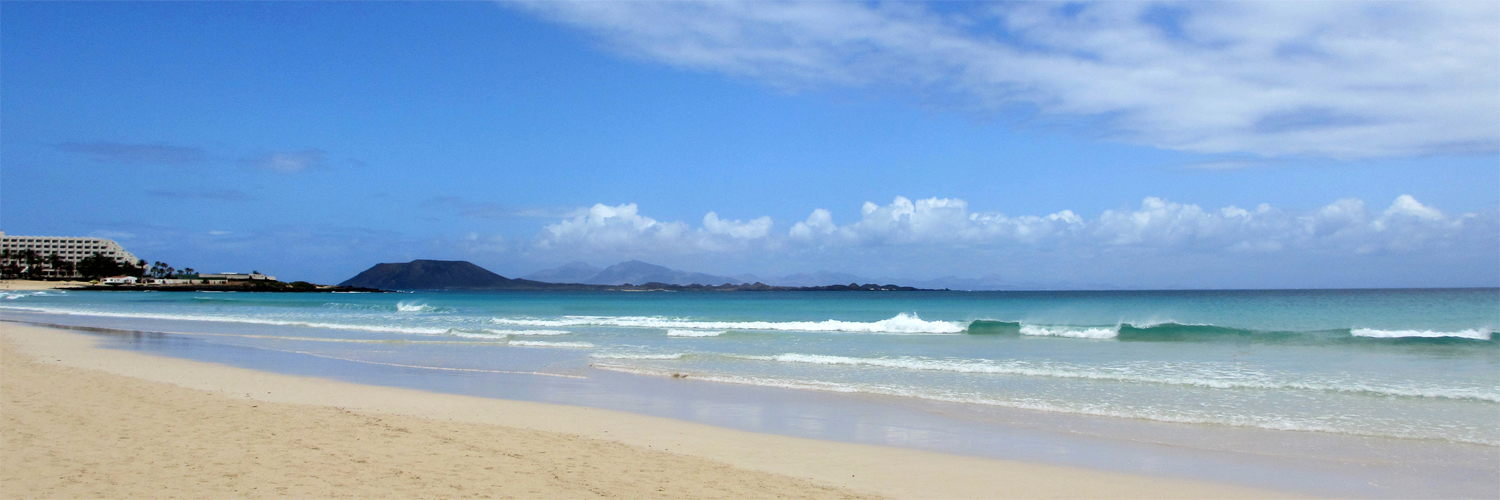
[2,1,1496,288]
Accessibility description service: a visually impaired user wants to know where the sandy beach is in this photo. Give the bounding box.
[0,280,87,291]
[0,323,1290,499]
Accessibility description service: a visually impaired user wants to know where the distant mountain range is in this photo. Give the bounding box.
[523,262,885,287]
[519,262,1108,289]
[340,260,925,292]
[341,259,1119,292]
[521,260,744,286]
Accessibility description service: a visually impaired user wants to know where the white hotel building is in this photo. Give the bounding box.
[0,232,143,274]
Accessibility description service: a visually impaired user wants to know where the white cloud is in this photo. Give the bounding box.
[703,212,772,239]
[536,195,1492,260]
[519,1,1499,159]
[800,194,1486,256]
[243,149,327,173]
[789,208,837,239]
[537,203,774,255]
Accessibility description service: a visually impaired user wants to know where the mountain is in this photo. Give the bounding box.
[341,259,936,292]
[771,271,871,287]
[523,262,884,287]
[880,274,1011,291]
[584,260,743,286]
[521,260,743,286]
[339,260,522,290]
[520,261,602,283]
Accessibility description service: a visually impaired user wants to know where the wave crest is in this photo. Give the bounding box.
[1019,324,1118,339]
[1351,328,1493,340]
[592,353,687,360]
[509,340,594,348]
[491,312,963,334]
[728,352,1500,402]
[667,329,724,337]
[396,301,443,313]
[485,329,570,336]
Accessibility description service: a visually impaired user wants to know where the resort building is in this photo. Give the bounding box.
[0,231,143,277]
[200,272,277,282]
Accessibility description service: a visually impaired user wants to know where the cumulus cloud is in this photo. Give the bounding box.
[703,212,772,239]
[537,203,776,255]
[809,194,1488,256]
[57,141,208,165]
[242,149,327,173]
[519,1,1499,159]
[535,195,1494,261]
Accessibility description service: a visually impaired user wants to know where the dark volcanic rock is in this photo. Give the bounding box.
[339,260,518,290]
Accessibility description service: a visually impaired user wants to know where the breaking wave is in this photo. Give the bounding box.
[0,305,458,336]
[0,291,60,300]
[591,352,687,360]
[965,320,1497,344]
[1351,328,1493,340]
[721,353,1500,402]
[508,340,594,348]
[396,301,445,313]
[484,329,570,336]
[1019,324,1118,339]
[589,364,1497,446]
[667,329,724,337]
[491,312,964,334]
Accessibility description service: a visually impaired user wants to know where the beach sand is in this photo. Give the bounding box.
[0,280,87,291]
[1,323,1292,499]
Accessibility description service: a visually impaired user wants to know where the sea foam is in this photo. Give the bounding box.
[589,364,1500,446]
[1019,324,1119,339]
[396,301,442,313]
[721,352,1500,402]
[0,305,457,335]
[491,312,963,334]
[591,353,687,360]
[1351,328,1492,340]
[667,329,724,337]
[508,340,595,348]
[485,329,571,336]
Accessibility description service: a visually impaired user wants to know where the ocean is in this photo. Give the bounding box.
[2,287,1497,496]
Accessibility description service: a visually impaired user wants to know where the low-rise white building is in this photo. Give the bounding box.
[199,272,278,282]
[147,278,199,285]
[101,276,138,285]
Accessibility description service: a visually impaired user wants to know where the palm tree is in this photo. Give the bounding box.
[46,253,64,279]
[21,249,40,279]
[1,249,13,279]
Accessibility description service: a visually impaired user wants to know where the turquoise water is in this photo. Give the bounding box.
[3,288,1496,446]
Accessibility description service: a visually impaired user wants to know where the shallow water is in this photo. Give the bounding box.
[3,288,1497,497]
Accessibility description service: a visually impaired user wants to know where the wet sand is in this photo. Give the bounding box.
[1,323,1291,499]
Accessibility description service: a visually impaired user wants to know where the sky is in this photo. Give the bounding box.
[1,1,1496,289]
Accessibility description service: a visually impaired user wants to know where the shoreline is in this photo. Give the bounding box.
[0,279,88,291]
[0,323,1290,499]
